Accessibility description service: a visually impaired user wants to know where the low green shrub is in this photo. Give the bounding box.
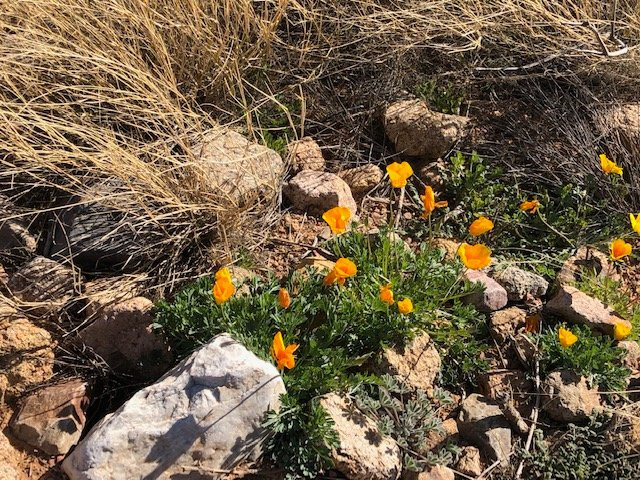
[538,324,629,393]
[415,79,466,115]
[516,416,640,480]
[155,228,488,478]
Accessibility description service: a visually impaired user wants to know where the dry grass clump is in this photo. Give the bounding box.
[1,0,639,291]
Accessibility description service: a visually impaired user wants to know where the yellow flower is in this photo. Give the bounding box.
[520,199,540,214]
[215,267,232,283]
[386,161,414,188]
[599,153,623,175]
[212,277,235,305]
[324,258,357,286]
[468,217,494,236]
[322,206,351,235]
[278,288,291,309]
[458,243,492,270]
[610,238,632,261]
[630,213,640,235]
[558,327,578,348]
[614,322,632,341]
[421,186,448,218]
[271,331,298,370]
[379,284,394,305]
[397,298,413,314]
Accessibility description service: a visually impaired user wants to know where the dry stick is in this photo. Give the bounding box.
[268,237,335,259]
[515,325,542,479]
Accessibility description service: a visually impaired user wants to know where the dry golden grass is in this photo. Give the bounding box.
[1,0,639,290]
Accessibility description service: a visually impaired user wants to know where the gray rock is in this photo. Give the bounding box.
[62,334,286,480]
[545,285,631,336]
[490,307,527,343]
[458,394,512,464]
[463,270,508,312]
[384,100,469,160]
[419,465,455,480]
[493,266,548,301]
[11,379,88,456]
[542,370,600,423]
[0,196,37,255]
[338,164,383,195]
[320,393,401,480]
[8,256,78,316]
[284,170,358,216]
[76,297,172,380]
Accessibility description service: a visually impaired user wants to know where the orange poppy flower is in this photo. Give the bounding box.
[520,199,540,214]
[271,331,298,370]
[322,206,351,235]
[278,288,291,309]
[379,284,394,305]
[610,238,632,261]
[421,186,448,218]
[386,161,414,188]
[613,322,632,341]
[212,277,235,305]
[215,267,232,283]
[324,258,357,285]
[558,327,578,348]
[600,153,623,175]
[468,217,494,236]
[397,298,413,314]
[458,243,492,270]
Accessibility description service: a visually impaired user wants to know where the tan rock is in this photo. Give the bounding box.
[456,446,483,477]
[542,370,601,423]
[418,159,447,193]
[479,370,532,407]
[380,334,441,393]
[77,297,172,380]
[294,255,335,275]
[82,274,146,318]
[338,164,383,195]
[288,137,325,172]
[0,313,55,399]
[493,266,548,301]
[490,307,527,344]
[432,238,459,261]
[8,256,79,316]
[556,246,616,286]
[11,379,88,456]
[423,417,458,452]
[0,263,7,286]
[284,170,358,216]
[320,393,402,480]
[462,270,508,312]
[419,465,455,480]
[607,103,640,136]
[193,127,284,206]
[0,220,37,255]
[619,340,640,370]
[545,285,630,336]
[384,100,469,160]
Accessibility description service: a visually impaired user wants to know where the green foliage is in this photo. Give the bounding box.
[254,94,300,155]
[263,395,339,479]
[155,228,485,478]
[539,324,629,392]
[425,151,627,257]
[574,273,640,341]
[516,416,640,480]
[415,79,465,115]
[354,374,460,472]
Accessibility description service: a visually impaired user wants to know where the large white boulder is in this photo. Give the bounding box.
[63,334,286,480]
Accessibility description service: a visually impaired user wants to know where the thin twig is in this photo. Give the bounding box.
[393,186,405,230]
[268,237,335,259]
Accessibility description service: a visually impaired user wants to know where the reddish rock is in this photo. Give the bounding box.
[288,137,325,173]
[456,446,483,477]
[619,340,640,370]
[338,164,383,196]
[462,270,508,312]
[545,285,630,336]
[284,170,358,216]
[479,370,533,407]
[11,379,88,456]
[490,307,527,343]
[556,246,616,286]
